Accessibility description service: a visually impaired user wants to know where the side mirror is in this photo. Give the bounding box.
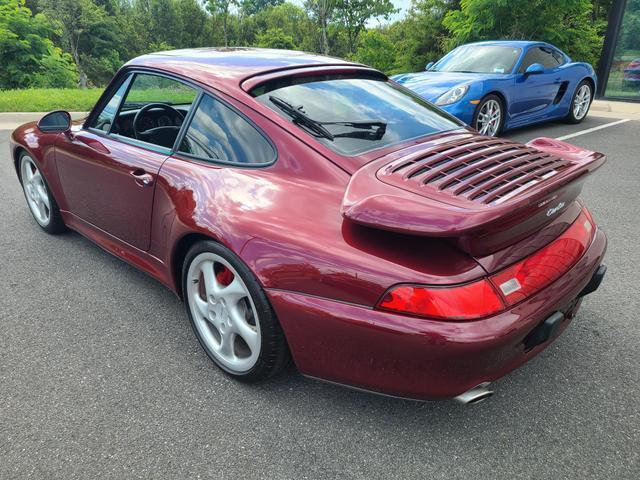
[37,110,71,133]
[524,63,545,76]
[425,62,434,71]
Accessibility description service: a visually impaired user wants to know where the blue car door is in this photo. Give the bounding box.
[510,46,564,121]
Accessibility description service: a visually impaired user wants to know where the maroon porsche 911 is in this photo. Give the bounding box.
[10,48,607,404]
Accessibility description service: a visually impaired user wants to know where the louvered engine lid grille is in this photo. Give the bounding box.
[379,136,573,206]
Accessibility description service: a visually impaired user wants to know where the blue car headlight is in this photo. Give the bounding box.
[435,85,469,106]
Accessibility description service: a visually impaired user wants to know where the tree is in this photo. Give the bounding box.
[388,0,457,73]
[207,0,238,47]
[40,0,122,87]
[249,2,314,50]
[353,29,396,71]
[306,0,336,54]
[0,0,77,89]
[256,27,296,49]
[333,0,396,55]
[443,0,604,66]
[241,0,284,15]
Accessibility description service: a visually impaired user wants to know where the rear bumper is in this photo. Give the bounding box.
[268,228,607,400]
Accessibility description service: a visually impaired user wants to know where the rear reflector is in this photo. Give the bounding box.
[377,209,594,320]
[489,210,594,306]
[377,280,505,321]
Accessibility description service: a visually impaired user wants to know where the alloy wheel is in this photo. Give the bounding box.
[21,156,51,227]
[476,99,502,136]
[573,84,591,120]
[186,252,261,373]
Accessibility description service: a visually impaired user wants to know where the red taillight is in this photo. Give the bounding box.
[490,210,594,306]
[378,209,595,320]
[377,280,505,321]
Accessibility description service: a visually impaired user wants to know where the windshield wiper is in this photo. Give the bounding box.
[323,121,387,141]
[269,95,334,140]
[269,96,387,142]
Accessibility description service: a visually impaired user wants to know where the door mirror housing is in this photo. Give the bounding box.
[425,62,434,71]
[524,63,545,76]
[37,110,71,133]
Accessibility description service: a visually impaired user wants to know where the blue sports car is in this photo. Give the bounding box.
[393,41,596,136]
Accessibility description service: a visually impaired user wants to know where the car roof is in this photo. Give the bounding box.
[462,40,553,49]
[125,47,363,96]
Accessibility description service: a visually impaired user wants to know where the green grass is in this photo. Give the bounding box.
[0,87,197,112]
[0,88,105,112]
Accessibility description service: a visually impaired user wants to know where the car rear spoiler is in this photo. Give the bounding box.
[341,136,606,256]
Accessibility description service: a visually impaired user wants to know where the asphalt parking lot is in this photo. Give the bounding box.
[1,115,639,479]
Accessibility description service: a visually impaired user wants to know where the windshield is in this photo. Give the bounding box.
[252,74,463,156]
[432,45,522,74]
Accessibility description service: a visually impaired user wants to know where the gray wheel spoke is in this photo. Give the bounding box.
[230,304,259,352]
[186,252,261,374]
[20,156,51,227]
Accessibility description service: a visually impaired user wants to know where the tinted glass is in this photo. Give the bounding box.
[253,76,463,156]
[603,0,640,100]
[518,47,561,73]
[432,45,522,74]
[121,74,196,112]
[179,95,275,164]
[90,76,131,132]
[111,73,197,149]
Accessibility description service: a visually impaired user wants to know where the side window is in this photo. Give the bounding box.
[178,95,275,165]
[518,47,560,73]
[550,48,566,66]
[112,73,197,149]
[90,75,131,132]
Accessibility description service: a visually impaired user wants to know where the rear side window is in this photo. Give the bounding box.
[179,95,274,165]
[519,47,562,73]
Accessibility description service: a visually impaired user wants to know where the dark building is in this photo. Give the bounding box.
[598,0,640,101]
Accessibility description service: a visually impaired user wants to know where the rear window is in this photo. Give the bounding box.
[251,74,463,156]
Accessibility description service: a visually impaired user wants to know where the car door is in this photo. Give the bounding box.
[510,46,563,120]
[55,71,198,251]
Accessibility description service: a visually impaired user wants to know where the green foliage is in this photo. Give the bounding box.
[255,27,296,49]
[1,0,616,91]
[388,0,457,73]
[353,29,396,72]
[443,0,604,66]
[0,0,77,89]
[334,0,396,54]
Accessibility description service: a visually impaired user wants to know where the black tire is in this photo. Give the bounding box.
[181,240,290,382]
[18,152,66,234]
[472,94,505,137]
[565,80,593,124]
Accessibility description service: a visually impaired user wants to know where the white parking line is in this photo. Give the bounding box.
[555,119,630,141]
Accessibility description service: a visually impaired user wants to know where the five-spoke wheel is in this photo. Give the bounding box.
[473,95,504,137]
[182,241,289,381]
[19,153,65,234]
[566,80,592,124]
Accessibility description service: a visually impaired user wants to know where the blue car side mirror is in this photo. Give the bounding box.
[425,62,434,71]
[524,63,545,76]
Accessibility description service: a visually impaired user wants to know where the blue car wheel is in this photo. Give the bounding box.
[472,94,505,136]
[565,80,592,124]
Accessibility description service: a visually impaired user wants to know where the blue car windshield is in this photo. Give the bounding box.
[252,74,464,156]
[432,45,522,74]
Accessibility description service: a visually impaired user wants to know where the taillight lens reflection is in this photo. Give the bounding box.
[490,210,594,306]
[377,280,505,321]
[377,209,595,320]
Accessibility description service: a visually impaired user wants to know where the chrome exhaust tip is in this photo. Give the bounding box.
[453,382,494,405]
